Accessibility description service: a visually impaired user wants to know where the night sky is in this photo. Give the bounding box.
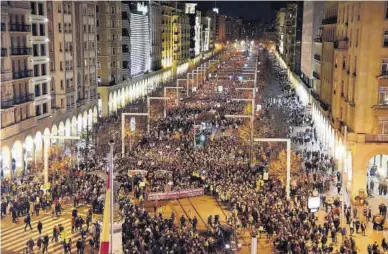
[196,1,286,22]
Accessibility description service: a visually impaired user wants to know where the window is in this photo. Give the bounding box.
[35,85,40,97]
[39,24,45,36]
[40,44,46,56]
[384,31,388,47]
[34,64,39,77]
[97,34,100,41]
[36,105,41,116]
[111,6,115,14]
[386,3,388,19]
[382,59,388,75]
[380,87,388,105]
[60,80,64,89]
[38,3,44,15]
[32,24,38,36]
[111,20,115,28]
[96,5,99,13]
[42,83,47,95]
[31,2,37,15]
[379,118,388,134]
[96,20,99,27]
[58,23,62,33]
[50,61,54,71]
[97,62,101,69]
[61,99,64,107]
[42,103,47,114]
[33,44,39,56]
[41,64,46,76]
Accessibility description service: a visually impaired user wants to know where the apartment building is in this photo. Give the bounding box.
[150,1,162,71]
[161,4,174,68]
[48,1,97,114]
[96,1,122,86]
[276,8,286,55]
[300,1,324,89]
[284,2,303,75]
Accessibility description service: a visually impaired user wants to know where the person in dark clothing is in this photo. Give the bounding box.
[37,220,43,234]
[180,215,186,228]
[192,216,198,231]
[42,234,49,253]
[24,214,33,231]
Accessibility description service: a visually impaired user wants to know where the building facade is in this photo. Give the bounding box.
[276,8,286,55]
[96,1,122,86]
[301,1,324,89]
[150,1,162,71]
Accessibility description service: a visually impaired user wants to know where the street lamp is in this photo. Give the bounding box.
[253,138,291,200]
[108,139,115,254]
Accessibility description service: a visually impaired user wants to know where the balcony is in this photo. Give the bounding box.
[8,1,30,9]
[1,70,12,82]
[313,71,320,80]
[14,93,34,104]
[322,16,337,25]
[1,48,7,57]
[334,38,348,50]
[365,134,388,143]
[9,24,31,32]
[1,93,34,109]
[13,69,33,80]
[66,86,75,93]
[314,37,322,43]
[314,54,321,62]
[10,47,32,56]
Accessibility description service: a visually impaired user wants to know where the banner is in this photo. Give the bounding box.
[147,188,204,201]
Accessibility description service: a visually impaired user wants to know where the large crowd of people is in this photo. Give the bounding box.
[3,46,387,254]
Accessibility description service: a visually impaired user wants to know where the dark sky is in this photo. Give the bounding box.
[196,1,285,22]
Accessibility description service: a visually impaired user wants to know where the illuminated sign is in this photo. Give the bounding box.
[137,3,148,15]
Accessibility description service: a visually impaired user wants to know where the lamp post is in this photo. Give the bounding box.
[43,135,81,184]
[108,139,115,254]
[253,138,291,200]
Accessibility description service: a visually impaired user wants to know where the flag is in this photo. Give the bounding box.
[99,168,111,254]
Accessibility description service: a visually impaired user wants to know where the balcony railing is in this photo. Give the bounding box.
[9,24,31,32]
[1,93,34,108]
[365,134,388,143]
[10,47,32,56]
[313,71,320,80]
[1,48,7,57]
[8,1,30,9]
[314,54,321,62]
[13,69,33,79]
[380,71,388,77]
[322,16,337,25]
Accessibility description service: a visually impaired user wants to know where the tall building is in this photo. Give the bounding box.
[128,1,151,77]
[121,1,131,80]
[1,1,35,152]
[276,8,286,55]
[201,16,211,52]
[317,2,338,111]
[300,1,324,89]
[284,2,303,75]
[48,1,97,114]
[161,3,174,68]
[150,1,162,71]
[96,1,122,86]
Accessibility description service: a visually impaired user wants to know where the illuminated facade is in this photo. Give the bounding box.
[1,1,98,178]
[129,2,151,77]
[201,16,211,52]
[150,1,162,71]
[276,8,286,55]
[161,4,174,68]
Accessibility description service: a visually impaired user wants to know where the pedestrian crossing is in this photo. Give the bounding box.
[1,215,92,253]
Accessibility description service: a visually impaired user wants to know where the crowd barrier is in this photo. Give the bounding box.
[147,188,204,201]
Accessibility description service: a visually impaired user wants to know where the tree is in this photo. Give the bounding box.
[268,149,301,184]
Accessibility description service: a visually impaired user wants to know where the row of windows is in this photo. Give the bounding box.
[34,83,48,97]
[31,2,45,16]
[32,23,46,36]
[33,63,47,77]
[33,44,46,57]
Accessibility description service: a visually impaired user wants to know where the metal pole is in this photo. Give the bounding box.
[147,97,150,134]
[43,136,49,184]
[108,140,115,254]
[121,113,125,157]
[163,88,167,118]
[340,126,347,239]
[250,115,254,167]
[286,139,291,200]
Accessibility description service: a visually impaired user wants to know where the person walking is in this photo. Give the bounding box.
[24,213,33,231]
[37,220,43,235]
[27,238,34,253]
[42,234,49,253]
